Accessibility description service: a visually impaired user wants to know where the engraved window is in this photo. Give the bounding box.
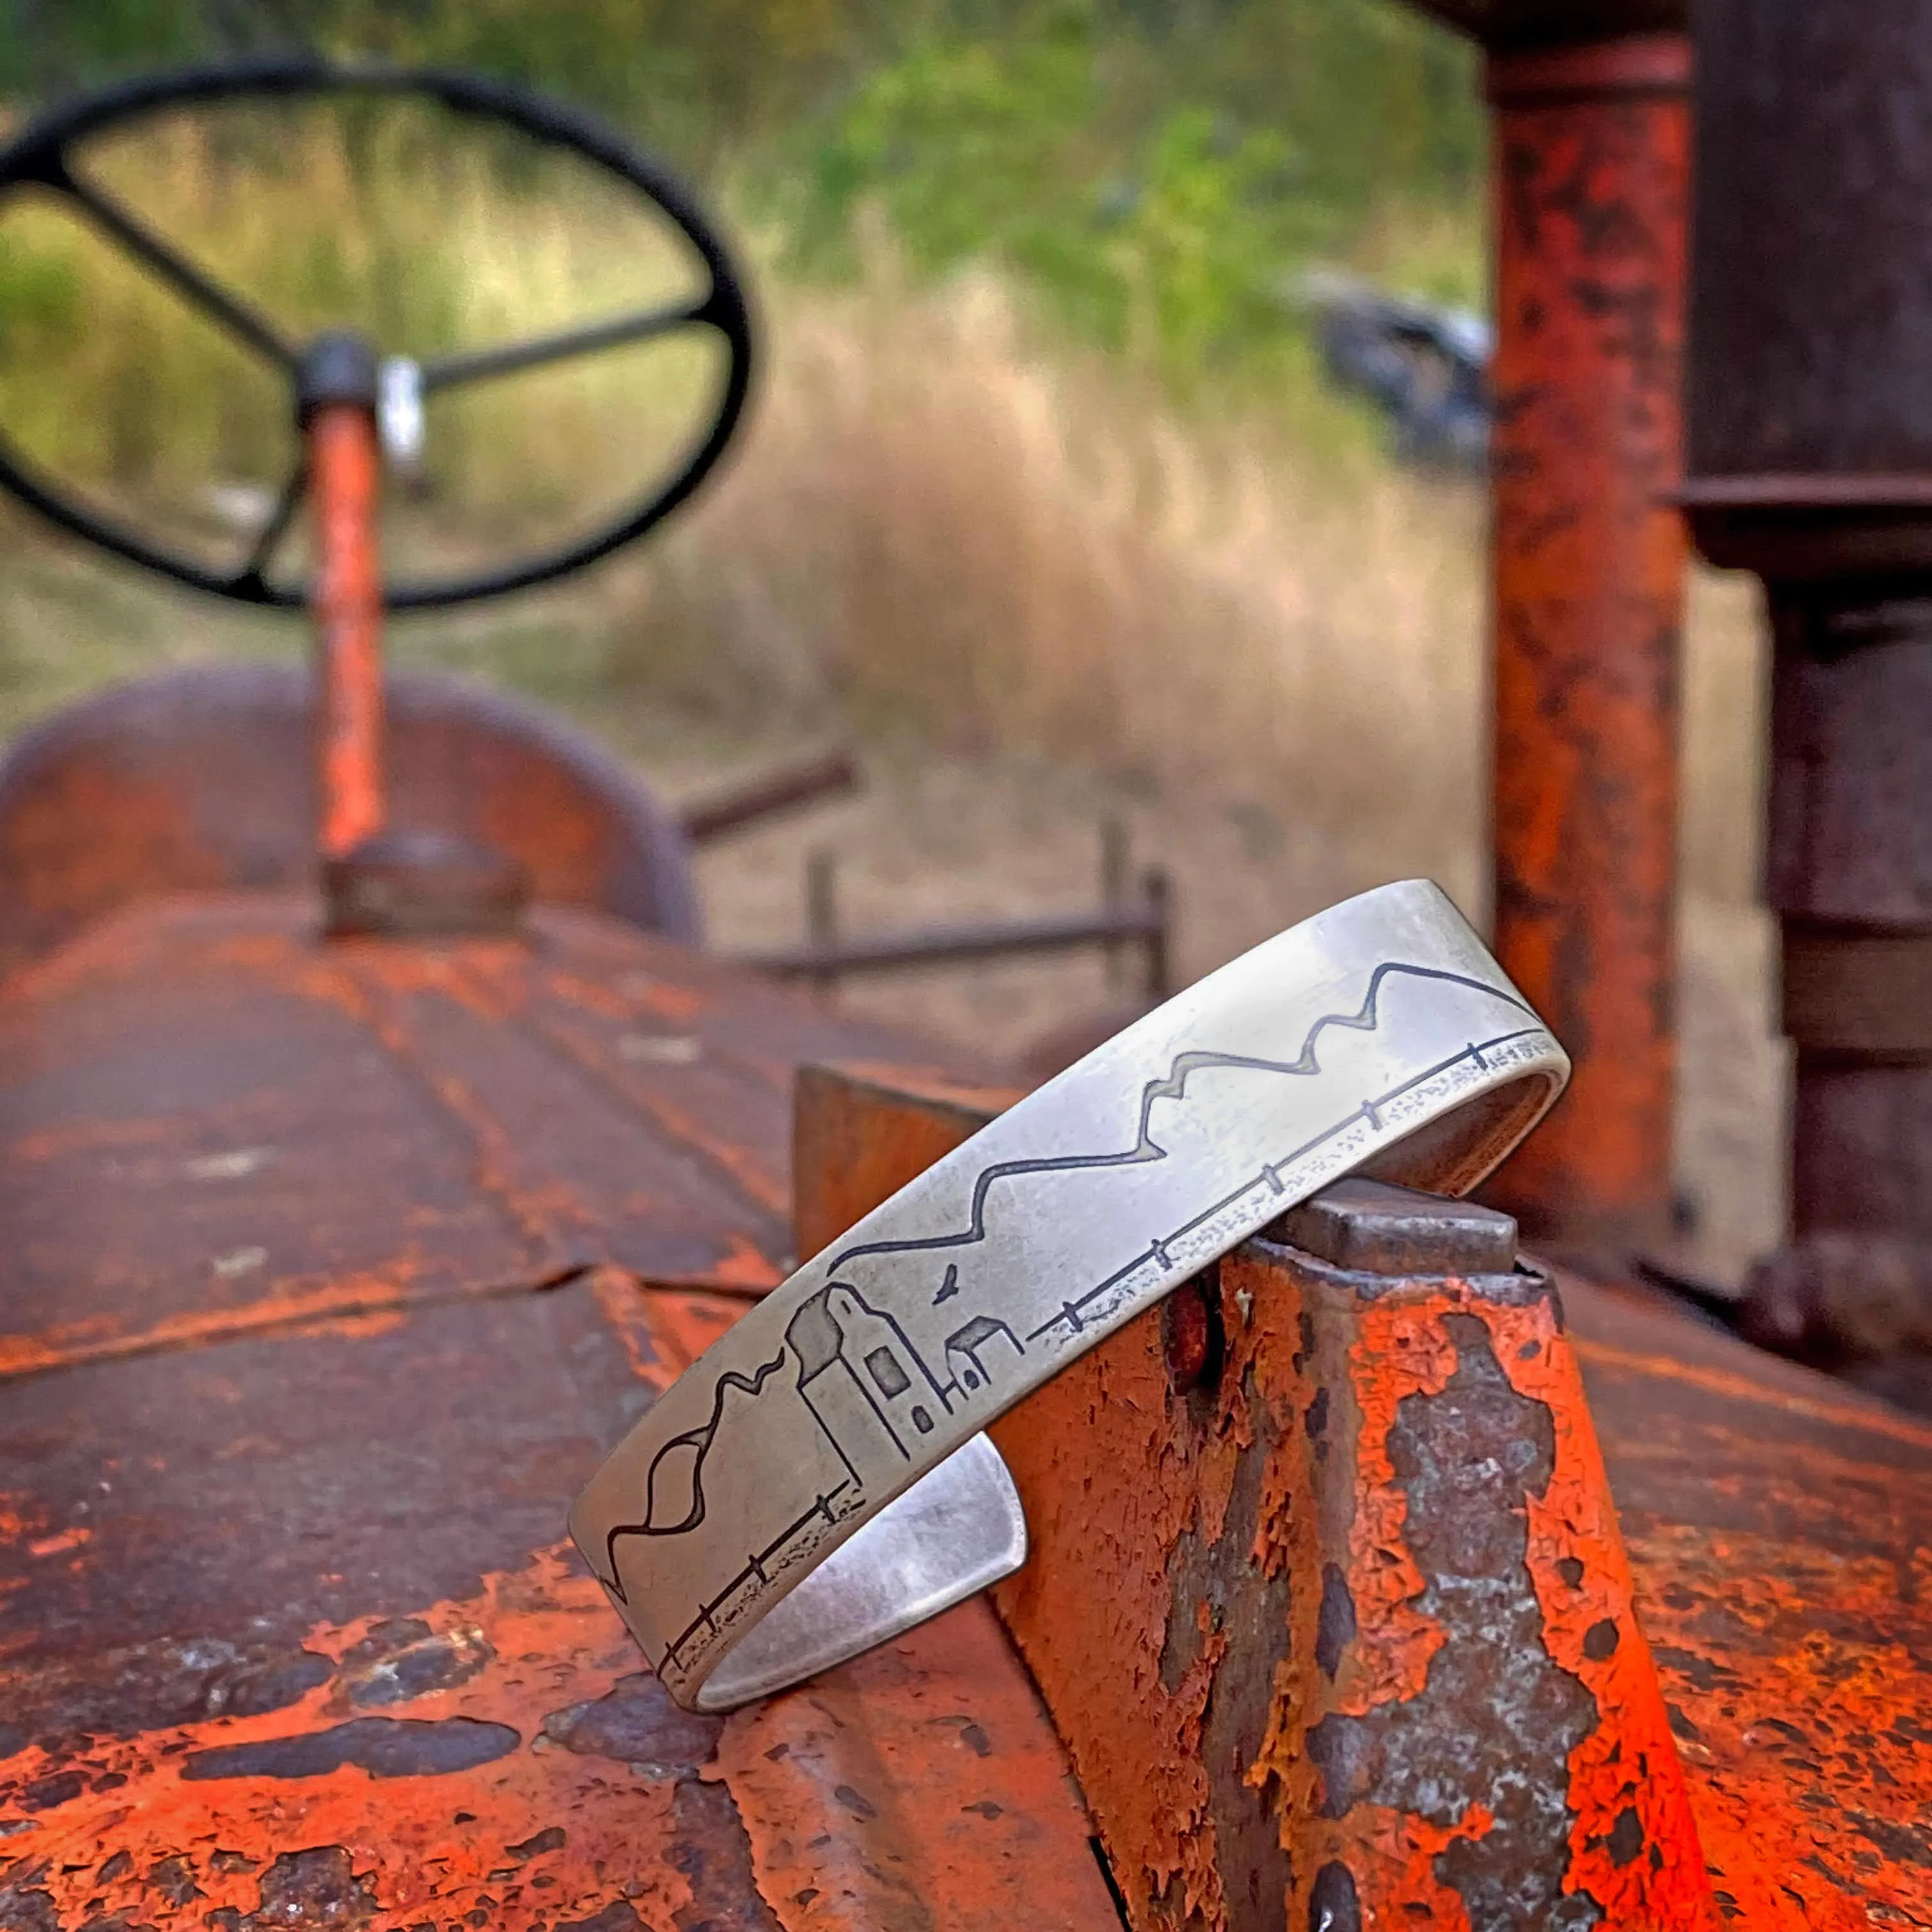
[864,1346,910,1397]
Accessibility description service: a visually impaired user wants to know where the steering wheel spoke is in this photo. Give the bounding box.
[49,158,296,371]
[226,459,307,596]
[416,291,717,395]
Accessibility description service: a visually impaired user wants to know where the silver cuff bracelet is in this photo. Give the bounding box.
[571,879,1569,1711]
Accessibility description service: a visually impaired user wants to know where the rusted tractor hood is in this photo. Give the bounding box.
[0,896,1927,1929]
[0,896,1117,1931]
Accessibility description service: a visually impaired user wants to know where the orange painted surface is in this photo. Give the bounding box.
[308,403,387,859]
[0,1490,1106,1930]
[1565,1279,1932,1929]
[4,930,1926,1928]
[0,895,995,1377]
[1,907,1107,1931]
[1483,35,1692,1255]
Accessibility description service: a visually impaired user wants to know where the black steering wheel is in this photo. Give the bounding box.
[0,58,755,610]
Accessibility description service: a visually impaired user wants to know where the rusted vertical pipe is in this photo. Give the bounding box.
[1482,33,1691,1258]
[309,400,386,859]
[295,325,389,868]
[1391,3,1692,1259]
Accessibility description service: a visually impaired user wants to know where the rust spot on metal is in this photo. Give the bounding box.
[0,1879,59,1931]
[670,1780,782,1932]
[504,1825,566,1862]
[540,1674,722,1775]
[1159,1278,1221,1396]
[333,1618,493,1710]
[182,1715,521,1782]
[143,1853,204,1906]
[558,1904,645,1932]
[1305,1314,1596,1919]
[14,1773,82,1816]
[0,1639,334,1755]
[203,1846,379,1931]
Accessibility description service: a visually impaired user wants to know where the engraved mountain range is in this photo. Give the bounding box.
[593,960,1542,1670]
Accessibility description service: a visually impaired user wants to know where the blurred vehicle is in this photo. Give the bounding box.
[1300,266,1492,470]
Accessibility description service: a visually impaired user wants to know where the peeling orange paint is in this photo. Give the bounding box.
[703,1230,786,1291]
[1,1293,1113,1932]
[788,1067,1739,1932]
[1616,1499,1932,1929]
[1484,1299,1711,1931]
[1331,1300,1458,1717]
[0,1545,694,1931]
[1573,1333,1932,1450]
[24,1527,88,1559]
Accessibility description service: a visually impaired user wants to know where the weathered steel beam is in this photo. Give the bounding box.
[739,887,1172,997]
[792,1064,1715,1930]
[1402,0,1692,1263]
[1683,0,1932,1387]
[678,747,860,845]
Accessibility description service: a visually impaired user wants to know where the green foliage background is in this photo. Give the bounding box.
[0,0,1483,391]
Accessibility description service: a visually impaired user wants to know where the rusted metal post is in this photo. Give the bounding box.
[1684,1,1932,1376]
[677,746,859,844]
[1101,816,1130,990]
[1400,3,1692,1262]
[1486,33,1690,1261]
[1140,862,1171,1001]
[995,1188,1713,1931]
[791,1064,1716,1932]
[306,387,387,860]
[805,847,839,1002]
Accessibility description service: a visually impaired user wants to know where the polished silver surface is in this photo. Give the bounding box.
[572,879,1570,1710]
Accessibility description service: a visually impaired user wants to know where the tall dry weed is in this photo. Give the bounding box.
[618,264,1765,908]
[625,267,1489,893]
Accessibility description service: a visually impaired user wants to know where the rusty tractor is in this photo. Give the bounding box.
[0,29,1924,1932]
